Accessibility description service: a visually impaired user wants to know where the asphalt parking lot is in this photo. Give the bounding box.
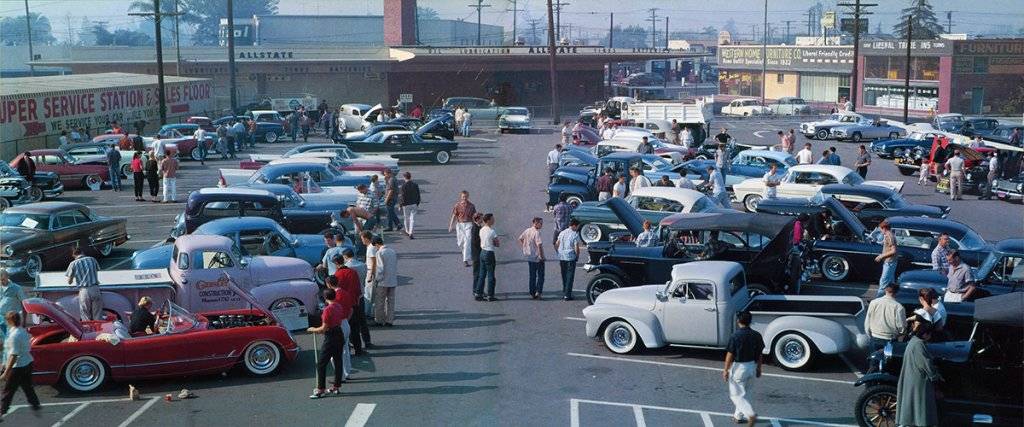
[5,117,1021,426]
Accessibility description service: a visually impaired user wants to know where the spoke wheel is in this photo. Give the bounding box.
[587,274,622,304]
[856,385,898,427]
[25,186,44,203]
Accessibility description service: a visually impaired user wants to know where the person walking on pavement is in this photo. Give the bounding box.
[0,270,27,337]
[555,219,582,301]
[561,121,572,145]
[551,193,574,246]
[547,144,563,178]
[827,146,841,166]
[300,112,312,143]
[854,145,872,179]
[796,143,814,164]
[342,248,371,352]
[144,151,160,202]
[723,311,763,427]
[874,220,898,296]
[715,143,731,181]
[895,320,942,427]
[65,247,102,321]
[14,152,35,186]
[248,119,258,149]
[470,213,484,299]
[596,168,614,201]
[382,169,402,232]
[865,282,908,352]
[307,288,348,399]
[518,217,546,299]
[477,214,499,301]
[945,149,965,200]
[816,149,832,165]
[918,158,931,185]
[449,191,477,267]
[777,131,791,154]
[216,123,229,159]
[289,111,300,143]
[0,311,41,418]
[454,105,465,134]
[708,165,729,208]
[193,127,207,164]
[130,152,145,201]
[160,149,179,203]
[372,236,399,324]
[331,255,364,366]
[105,145,122,191]
[461,110,473,137]
[979,151,998,200]
[398,171,420,238]
[680,126,693,149]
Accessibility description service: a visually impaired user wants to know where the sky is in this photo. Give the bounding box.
[1,0,1021,42]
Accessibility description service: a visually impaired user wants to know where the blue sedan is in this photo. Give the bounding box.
[249,162,370,187]
[132,217,351,283]
[212,116,286,144]
[675,149,796,188]
[870,131,938,159]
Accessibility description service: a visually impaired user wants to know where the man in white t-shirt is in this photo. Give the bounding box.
[628,167,651,195]
[762,164,781,199]
[547,144,562,176]
[602,124,617,140]
[796,143,814,164]
[477,213,499,301]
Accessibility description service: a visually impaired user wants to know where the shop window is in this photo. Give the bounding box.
[777,74,785,84]
[973,57,989,73]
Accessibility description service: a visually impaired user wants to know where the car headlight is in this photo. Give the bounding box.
[3,246,13,256]
[1017,183,1023,191]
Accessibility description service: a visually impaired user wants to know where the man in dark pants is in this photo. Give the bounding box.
[382,169,402,232]
[333,253,370,356]
[307,289,348,399]
[1,311,41,418]
[555,219,583,301]
[470,213,483,299]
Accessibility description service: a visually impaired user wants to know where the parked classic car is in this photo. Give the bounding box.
[170,187,343,238]
[953,117,1000,138]
[559,146,600,169]
[678,149,797,189]
[573,187,728,243]
[829,119,906,142]
[986,124,1024,147]
[222,161,371,188]
[239,152,391,175]
[61,141,135,177]
[23,292,299,392]
[584,261,867,370]
[547,166,596,207]
[12,150,110,190]
[853,293,1023,427]
[595,138,686,164]
[582,198,805,303]
[212,115,286,143]
[157,124,216,160]
[622,72,664,86]
[801,112,865,140]
[344,130,459,164]
[897,238,1023,302]
[135,217,348,286]
[733,164,905,212]
[893,137,993,179]
[720,98,772,116]
[498,107,532,133]
[442,97,505,121]
[810,217,991,282]
[768,97,813,115]
[335,104,378,131]
[249,143,399,171]
[35,234,319,330]
[993,171,1024,202]
[932,113,965,132]
[234,183,356,231]
[869,132,939,159]
[820,184,950,227]
[0,202,129,278]
[0,162,60,207]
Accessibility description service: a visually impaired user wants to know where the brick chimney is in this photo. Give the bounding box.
[384,0,417,46]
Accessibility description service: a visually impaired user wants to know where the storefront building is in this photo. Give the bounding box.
[717,45,853,104]
[856,38,1023,117]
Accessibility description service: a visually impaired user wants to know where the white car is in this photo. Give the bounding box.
[720,98,772,116]
[595,139,685,164]
[632,119,674,139]
[768,97,814,115]
[248,147,399,171]
[574,186,726,243]
[800,112,865,140]
[732,164,906,212]
[498,107,532,133]
[337,103,382,131]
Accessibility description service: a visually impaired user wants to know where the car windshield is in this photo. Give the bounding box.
[842,172,865,185]
[783,157,798,167]
[741,100,760,106]
[690,196,714,213]
[278,190,305,209]
[0,212,50,229]
[159,301,198,334]
[646,157,673,171]
[957,229,987,251]
[883,193,909,208]
[504,108,528,116]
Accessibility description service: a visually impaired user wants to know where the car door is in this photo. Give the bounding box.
[660,281,719,345]
[48,210,85,261]
[186,248,250,311]
[890,228,939,268]
[779,171,818,198]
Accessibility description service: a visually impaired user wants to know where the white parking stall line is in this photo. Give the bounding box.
[9,397,132,413]
[51,402,91,427]
[632,405,647,427]
[571,398,855,427]
[117,397,159,427]
[570,399,581,427]
[343,403,376,427]
[564,316,586,322]
[567,353,854,385]
[700,411,714,426]
[116,213,180,218]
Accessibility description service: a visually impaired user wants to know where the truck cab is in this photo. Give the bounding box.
[34,235,319,330]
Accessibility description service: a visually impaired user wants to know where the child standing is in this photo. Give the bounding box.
[918,159,931,185]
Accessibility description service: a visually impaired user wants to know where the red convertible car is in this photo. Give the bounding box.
[24,286,299,392]
[11,150,110,190]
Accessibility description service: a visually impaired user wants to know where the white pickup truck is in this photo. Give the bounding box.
[583,261,868,371]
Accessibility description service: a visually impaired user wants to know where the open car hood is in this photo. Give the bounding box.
[223,276,278,322]
[603,197,645,237]
[361,104,383,121]
[23,297,86,339]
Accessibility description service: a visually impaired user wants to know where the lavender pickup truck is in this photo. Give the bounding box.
[33,234,319,330]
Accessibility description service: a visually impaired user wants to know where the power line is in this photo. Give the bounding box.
[507,0,521,44]
[467,0,493,45]
[128,0,183,125]
[645,8,658,49]
[553,1,569,41]
[839,1,876,112]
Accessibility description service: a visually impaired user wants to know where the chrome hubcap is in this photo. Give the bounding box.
[610,327,631,347]
[26,256,41,277]
[72,361,99,386]
[249,345,276,370]
[782,339,805,363]
[824,257,846,278]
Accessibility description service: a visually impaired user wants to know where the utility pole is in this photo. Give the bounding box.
[129,0,183,125]
[553,1,569,42]
[805,11,813,37]
[608,13,614,47]
[227,0,238,114]
[839,1,876,112]
[903,16,912,123]
[751,24,757,43]
[173,0,182,75]
[646,8,659,49]
[761,0,767,106]
[468,1,492,45]
[527,18,541,44]
[664,16,669,89]
[545,0,560,124]
[507,0,520,44]
[24,0,35,77]
[945,11,952,33]
[783,20,795,44]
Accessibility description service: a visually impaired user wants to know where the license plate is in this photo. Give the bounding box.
[997,191,1007,197]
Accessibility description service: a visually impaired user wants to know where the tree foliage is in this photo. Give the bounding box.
[601,25,649,49]
[417,7,440,20]
[892,0,944,39]
[126,0,278,46]
[92,25,154,46]
[0,13,57,46]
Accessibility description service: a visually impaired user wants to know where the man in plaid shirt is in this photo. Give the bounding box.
[355,184,380,231]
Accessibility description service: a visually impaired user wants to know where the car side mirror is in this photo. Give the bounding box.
[655,291,668,302]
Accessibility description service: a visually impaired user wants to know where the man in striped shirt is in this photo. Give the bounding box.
[65,247,103,321]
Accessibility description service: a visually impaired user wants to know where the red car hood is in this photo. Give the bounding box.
[23,298,86,339]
